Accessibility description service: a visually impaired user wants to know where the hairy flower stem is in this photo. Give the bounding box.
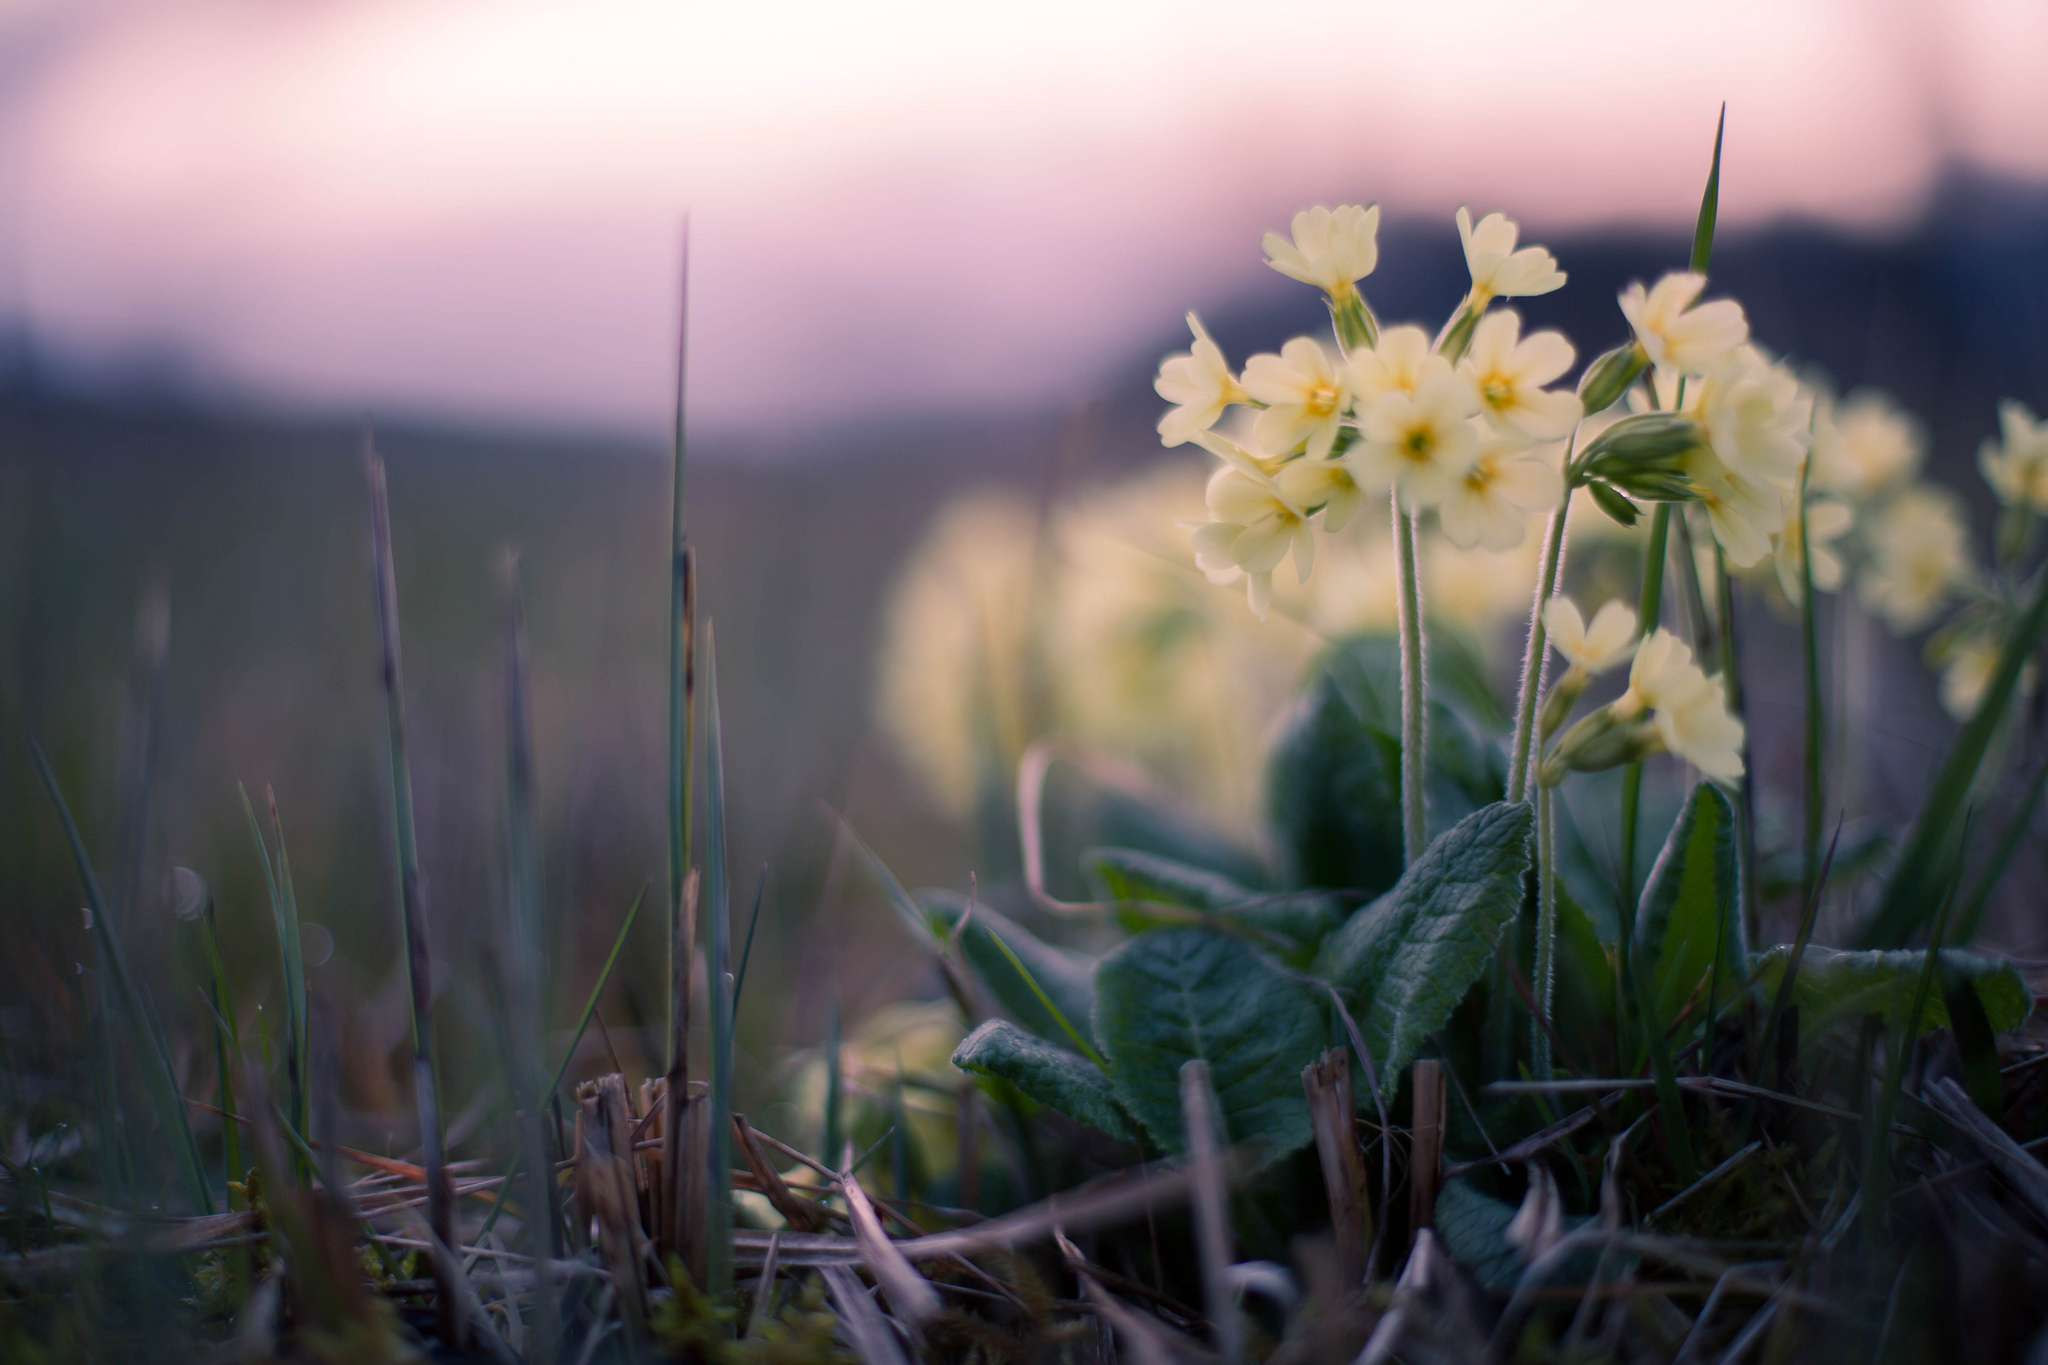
[1508,438,1580,804]
[1714,541,1759,943]
[1618,503,1673,919]
[1534,782,1558,1079]
[1393,495,1428,861]
[1799,464,1824,910]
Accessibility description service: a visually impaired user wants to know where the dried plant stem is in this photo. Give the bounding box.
[1392,495,1427,862]
[365,441,462,1348]
[1508,456,1576,804]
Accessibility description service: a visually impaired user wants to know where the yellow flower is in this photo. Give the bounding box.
[1241,337,1351,461]
[1437,431,1563,551]
[1154,312,1246,447]
[1857,486,1972,633]
[1694,348,1810,493]
[1460,310,1581,440]
[1276,455,1366,532]
[1933,629,2038,721]
[1810,391,1921,501]
[1189,464,1314,618]
[1618,272,1749,375]
[1345,324,1437,403]
[1350,369,1482,509]
[1683,449,1785,569]
[1543,598,1638,675]
[1263,204,1380,296]
[1770,497,1853,601]
[1616,629,1744,781]
[1456,207,1566,305]
[1978,399,2048,511]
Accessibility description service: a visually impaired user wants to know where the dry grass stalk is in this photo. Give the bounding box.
[1303,1047,1372,1288]
[576,1075,650,1333]
[1409,1059,1445,1240]
[840,1157,941,1329]
[734,1113,830,1232]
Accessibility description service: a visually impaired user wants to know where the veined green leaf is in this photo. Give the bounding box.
[953,1020,1132,1138]
[920,891,1097,1048]
[1634,784,1742,1029]
[1083,847,1340,954]
[1267,674,1403,894]
[1320,802,1534,1097]
[1094,927,1324,1160]
[1751,945,2031,1040]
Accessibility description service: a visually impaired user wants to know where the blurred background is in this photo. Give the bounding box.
[4,0,2048,1174]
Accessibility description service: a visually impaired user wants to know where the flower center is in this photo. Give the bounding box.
[1403,426,1435,462]
[1482,377,1514,409]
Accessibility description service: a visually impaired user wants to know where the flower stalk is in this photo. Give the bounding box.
[1393,494,1427,862]
[1508,434,1580,803]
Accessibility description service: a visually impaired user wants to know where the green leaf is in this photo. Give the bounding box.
[1083,848,1341,953]
[1945,967,2004,1119]
[1320,802,1535,1097]
[1634,784,1742,1029]
[1267,673,1404,894]
[1691,104,1725,276]
[952,1020,1132,1138]
[1751,945,2031,1040]
[1093,927,1325,1160]
[920,891,1098,1048]
[1434,1179,1524,1294]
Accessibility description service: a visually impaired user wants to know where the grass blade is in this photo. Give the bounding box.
[364,438,462,1346]
[823,992,843,1172]
[984,928,1108,1070]
[732,864,767,1025]
[1953,754,2048,943]
[704,621,735,1295]
[1862,567,2048,946]
[668,224,695,1072]
[1690,103,1725,275]
[30,738,213,1214]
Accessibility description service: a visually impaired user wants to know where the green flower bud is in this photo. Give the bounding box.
[1328,289,1380,352]
[1586,480,1641,528]
[1544,707,1660,784]
[1434,300,1483,365]
[1576,341,1649,415]
[1537,668,1589,741]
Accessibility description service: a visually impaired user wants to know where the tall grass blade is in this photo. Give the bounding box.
[498,553,561,1354]
[1953,755,2048,944]
[198,893,244,1201]
[238,785,307,1161]
[364,439,461,1346]
[704,621,735,1295]
[1863,822,1963,1251]
[732,863,766,1024]
[823,992,843,1171]
[1690,104,1725,275]
[1861,568,2048,946]
[668,223,695,1071]
[29,738,213,1214]
[473,883,648,1246]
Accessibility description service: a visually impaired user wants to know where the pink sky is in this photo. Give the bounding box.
[4,0,2044,439]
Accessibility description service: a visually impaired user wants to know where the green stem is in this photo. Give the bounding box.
[1713,541,1758,945]
[1534,783,1558,1080]
[1393,495,1428,861]
[1508,441,1578,804]
[1800,463,1824,909]
[1619,503,1673,914]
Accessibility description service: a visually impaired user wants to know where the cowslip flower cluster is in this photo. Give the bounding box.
[1157,204,1575,616]
[1539,601,1747,786]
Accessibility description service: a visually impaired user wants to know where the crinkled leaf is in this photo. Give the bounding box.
[1434,1179,1525,1294]
[1084,847,1341,955]
[1751,945,2032,1040]
[1320,802,1535,1097]
[921,891,1098,1048]
[1093,927,1325,1161]
[1436,1177,1590,1294]
[952,1020,1132,1138]
[1635,784,1743,1029]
